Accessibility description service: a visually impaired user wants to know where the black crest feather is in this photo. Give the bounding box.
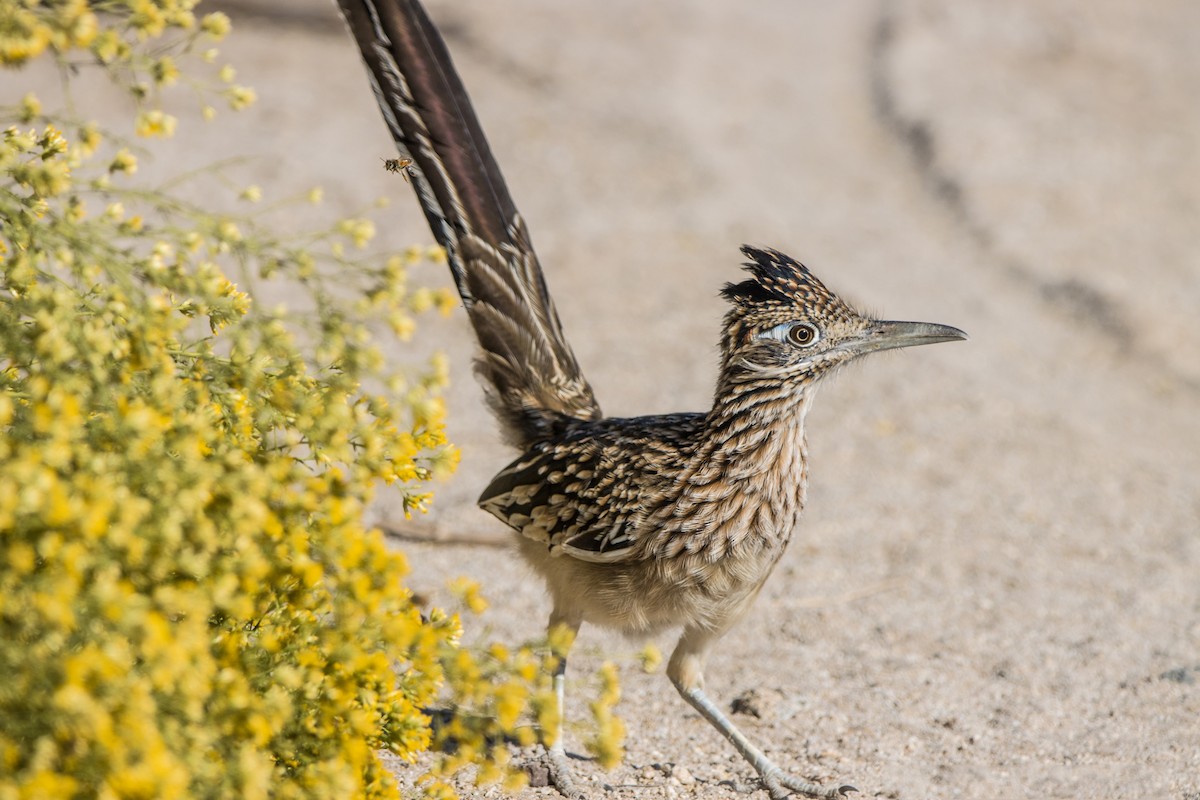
[721,246,829,308]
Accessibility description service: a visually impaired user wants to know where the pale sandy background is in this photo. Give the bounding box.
[10,1,1198,798]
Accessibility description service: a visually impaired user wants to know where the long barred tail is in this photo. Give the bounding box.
[336,0,601,448]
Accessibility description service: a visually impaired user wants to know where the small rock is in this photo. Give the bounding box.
[524,761,551,788]
[671,765,695,785]
[1159,665,1199,684]
[730,688,764,718]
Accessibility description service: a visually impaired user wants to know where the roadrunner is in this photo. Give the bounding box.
[336,1,966,797]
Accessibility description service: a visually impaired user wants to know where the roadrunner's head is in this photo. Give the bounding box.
[719,246,966,388]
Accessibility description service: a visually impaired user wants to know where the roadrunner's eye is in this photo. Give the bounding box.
[760,322,820,348]
[787,323,818,347]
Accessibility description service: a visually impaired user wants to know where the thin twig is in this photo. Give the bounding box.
[378,520,508,548]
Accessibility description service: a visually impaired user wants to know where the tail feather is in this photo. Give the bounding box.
[336,0,601,447]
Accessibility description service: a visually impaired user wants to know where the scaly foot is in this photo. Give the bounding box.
[525,746,585,799]
[761,767,857,800]
[549,746,584,799]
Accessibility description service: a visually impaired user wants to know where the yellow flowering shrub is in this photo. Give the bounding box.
[0,3,591,799]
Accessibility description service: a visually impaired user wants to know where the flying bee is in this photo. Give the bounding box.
[382,157,414,181]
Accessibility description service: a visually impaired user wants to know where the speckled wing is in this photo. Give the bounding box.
[477,414,703,563]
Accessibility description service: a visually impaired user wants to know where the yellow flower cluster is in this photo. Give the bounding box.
[585,662,626,769]
[3,125,72,198]
[0,121,465,797]
[424,612,559,793]
[0,0,222,66]
[0,0,251,128]
[1,13,581,798]
[0,0,98,65]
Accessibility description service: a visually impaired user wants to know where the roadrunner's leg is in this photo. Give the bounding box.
[668,627,857,800]
[545,616,582,798]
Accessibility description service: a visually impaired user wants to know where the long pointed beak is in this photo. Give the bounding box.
[850,320,968,356]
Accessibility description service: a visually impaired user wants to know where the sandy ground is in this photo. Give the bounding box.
[11,1,1198,798]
